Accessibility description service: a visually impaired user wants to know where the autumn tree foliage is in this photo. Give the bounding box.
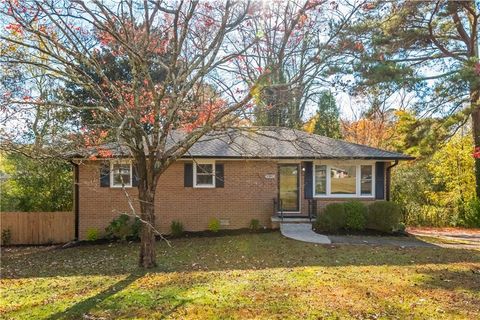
[0,0,268,268]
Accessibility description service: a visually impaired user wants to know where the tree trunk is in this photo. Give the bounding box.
[472,87,480,198]
[138,189,157,268]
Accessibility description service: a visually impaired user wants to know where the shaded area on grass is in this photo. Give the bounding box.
[48,273,142,320]
[417,267,480,292]
[1,232,479,279]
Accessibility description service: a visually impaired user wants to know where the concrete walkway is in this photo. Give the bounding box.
[280,224,435,248]
[280,223,331,244]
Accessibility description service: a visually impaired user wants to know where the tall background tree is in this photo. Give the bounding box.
[339,0,480,196]
[230,0,365,128]
[312,91,342,138]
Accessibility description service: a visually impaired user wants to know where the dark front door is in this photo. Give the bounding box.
[278,164,300,212]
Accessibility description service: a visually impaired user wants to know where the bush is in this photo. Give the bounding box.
[86,228,99,241]
[131,217,142,239]
[208,218,221,232]
[344,201,367,231]
[105,214,140,241]
[366,201,403,233]
[459,198,480,227]
[170,220,184,237]
[315,203,346,232]
[1,228,12,245]
[249,219,260,231]
[0,153,72,212]
[395,222,406,233]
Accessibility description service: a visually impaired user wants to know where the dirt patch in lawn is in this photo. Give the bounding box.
[408,227,480,236]
[408,227,480,249]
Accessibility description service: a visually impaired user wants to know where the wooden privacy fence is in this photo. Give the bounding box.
[1,212,74,245]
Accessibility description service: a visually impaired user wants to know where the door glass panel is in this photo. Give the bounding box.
[279,165,299,211]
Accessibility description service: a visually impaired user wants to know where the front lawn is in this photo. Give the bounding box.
[1,233,480,319]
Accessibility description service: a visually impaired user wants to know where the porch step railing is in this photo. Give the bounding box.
[307,199,318,222]
[273,198,318,222]
[273,198,284,220]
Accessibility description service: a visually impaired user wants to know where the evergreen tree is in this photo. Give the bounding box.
[313,91,342,139]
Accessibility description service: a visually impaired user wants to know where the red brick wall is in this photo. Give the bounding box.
[78,160,279,239]
[77,160,386,239]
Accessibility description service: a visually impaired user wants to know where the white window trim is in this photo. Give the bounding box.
[313,161,376,198]
[110,160,133,188]
[193,160,216,188]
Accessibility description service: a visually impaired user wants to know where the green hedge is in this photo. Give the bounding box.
[315,201,403,234]
[315,203,346,232]
[344,201,367,231]
[366,201,403,233]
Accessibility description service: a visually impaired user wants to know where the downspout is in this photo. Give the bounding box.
[385,160,399,201]
[70,161,80,240]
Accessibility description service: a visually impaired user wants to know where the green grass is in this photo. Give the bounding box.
[1,233,480,319]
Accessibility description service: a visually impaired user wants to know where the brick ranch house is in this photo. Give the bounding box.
[70,127,413,240]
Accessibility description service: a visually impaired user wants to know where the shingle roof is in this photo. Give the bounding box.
[176,127,413,160]
[74,127,413,160]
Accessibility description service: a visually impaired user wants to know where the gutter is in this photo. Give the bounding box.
[385,160,399,201]
[70,161,80,240]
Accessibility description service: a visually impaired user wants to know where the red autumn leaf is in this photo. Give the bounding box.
[473,146,480,159]
[354,41,364,52]
[363,3,376,10]
[474,62,480,76]
[5,23,23,35]
[98,148,113,158]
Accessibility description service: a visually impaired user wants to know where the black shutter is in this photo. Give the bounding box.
[100,162,110,187]
[184,163,193,187]
[375,161,385,200]
[132,164,140,187]
[304,161,313,199]
[215,163,224,188]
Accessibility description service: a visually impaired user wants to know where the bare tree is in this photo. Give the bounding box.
[0,0,344,268]
[0,0,263,268]
[226,0,366,127]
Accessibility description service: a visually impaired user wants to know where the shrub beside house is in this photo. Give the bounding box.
[314,200,404,234]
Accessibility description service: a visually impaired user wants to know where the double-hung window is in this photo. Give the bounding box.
[313,162,375,197]
[314,165,327,195]
[360,165,373,195]
[194,161,215,188]
[110,161,132,188]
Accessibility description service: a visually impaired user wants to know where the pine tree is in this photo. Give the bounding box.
[313,91,342,139]
[340,0,480,197]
